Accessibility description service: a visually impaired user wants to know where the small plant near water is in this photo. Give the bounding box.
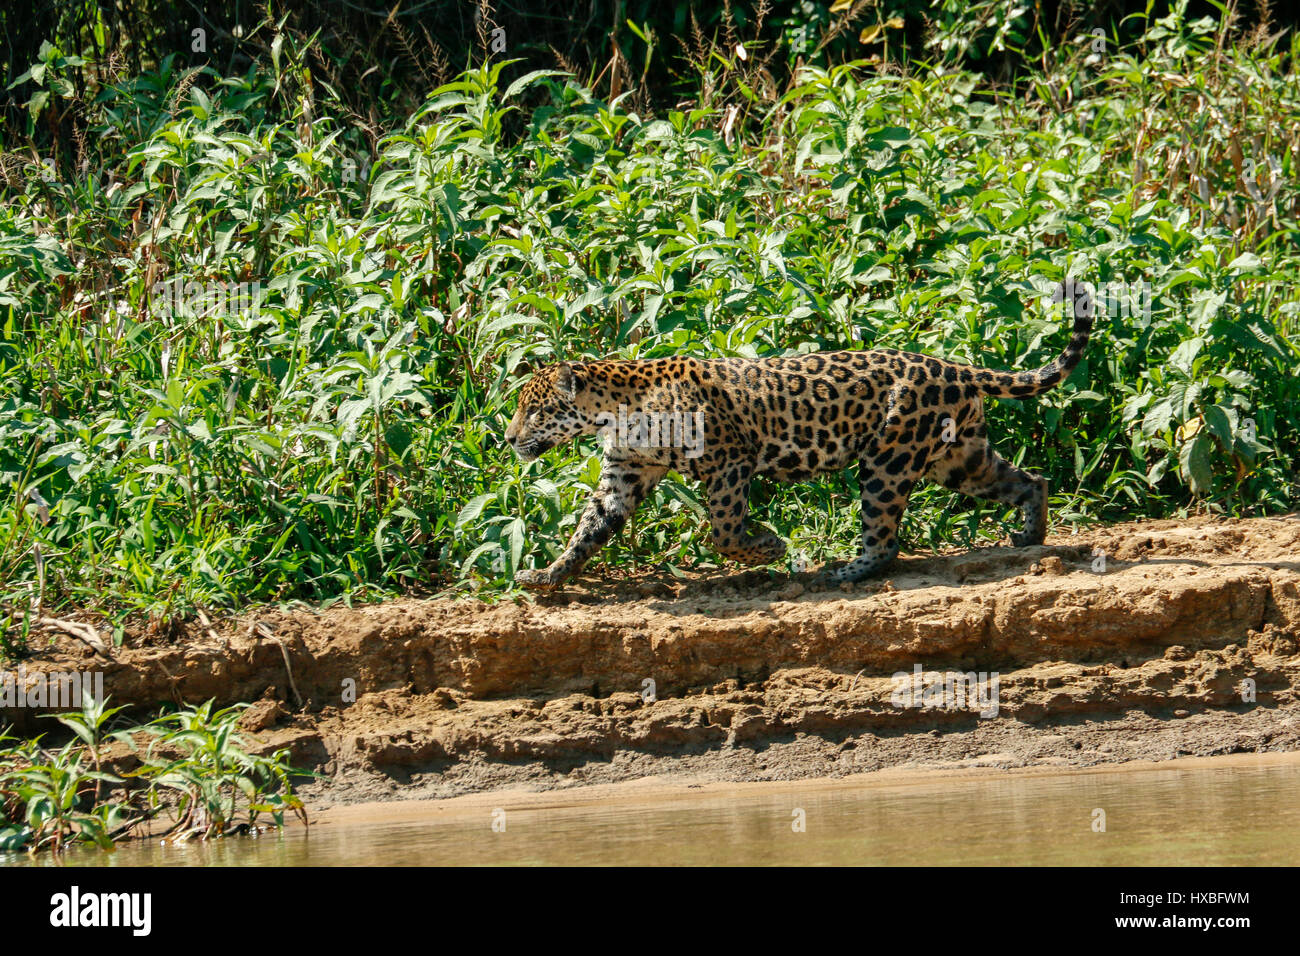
[0,693,307,854]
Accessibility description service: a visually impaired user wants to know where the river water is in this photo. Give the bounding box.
[12,753,1300,866]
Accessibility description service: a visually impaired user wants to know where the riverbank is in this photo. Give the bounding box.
[8,516,1300,806]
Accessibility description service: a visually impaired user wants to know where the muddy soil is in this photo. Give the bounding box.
[8,516,1300,806]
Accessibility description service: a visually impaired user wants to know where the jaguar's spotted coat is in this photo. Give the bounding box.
[505,282,1093,589]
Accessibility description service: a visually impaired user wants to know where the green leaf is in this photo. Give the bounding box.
[1226,252,1263,273]
[503,69,569,101]
[1202,405,1234,447]
[1178,432,1214,496]
[456,493,495,529]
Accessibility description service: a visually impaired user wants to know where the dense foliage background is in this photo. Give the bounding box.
[1,0,1297,645]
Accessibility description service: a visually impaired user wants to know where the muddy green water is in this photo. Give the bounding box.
[13,754,1300,866]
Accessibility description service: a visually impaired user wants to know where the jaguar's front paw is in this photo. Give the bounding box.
[515,567,565,590]
[810,563,844,587]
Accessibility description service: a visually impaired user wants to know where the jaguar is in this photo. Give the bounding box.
[505,281,1092,589]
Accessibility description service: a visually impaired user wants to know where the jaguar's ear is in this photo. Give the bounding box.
[555,362,578,399]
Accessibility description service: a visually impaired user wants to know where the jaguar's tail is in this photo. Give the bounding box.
[970,280,1094,399]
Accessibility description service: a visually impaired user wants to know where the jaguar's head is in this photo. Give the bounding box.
[505,362,587,462]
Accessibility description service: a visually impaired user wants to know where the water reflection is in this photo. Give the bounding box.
[12,756,1300,866]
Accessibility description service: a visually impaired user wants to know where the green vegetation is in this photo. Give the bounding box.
[1,2,1298,637]
[1,695,306,853]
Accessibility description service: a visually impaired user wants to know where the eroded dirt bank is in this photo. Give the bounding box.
[9,516,1300,805]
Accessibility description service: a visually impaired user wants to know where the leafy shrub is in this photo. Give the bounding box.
[0,5,1297,627]
[1,694,306,853]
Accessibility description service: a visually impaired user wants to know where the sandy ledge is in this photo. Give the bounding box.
[8,515,1300,807]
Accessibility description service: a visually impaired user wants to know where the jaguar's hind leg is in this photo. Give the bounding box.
[704,466,787,565]
[931,436,1048,547]
[826,464,914,583]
